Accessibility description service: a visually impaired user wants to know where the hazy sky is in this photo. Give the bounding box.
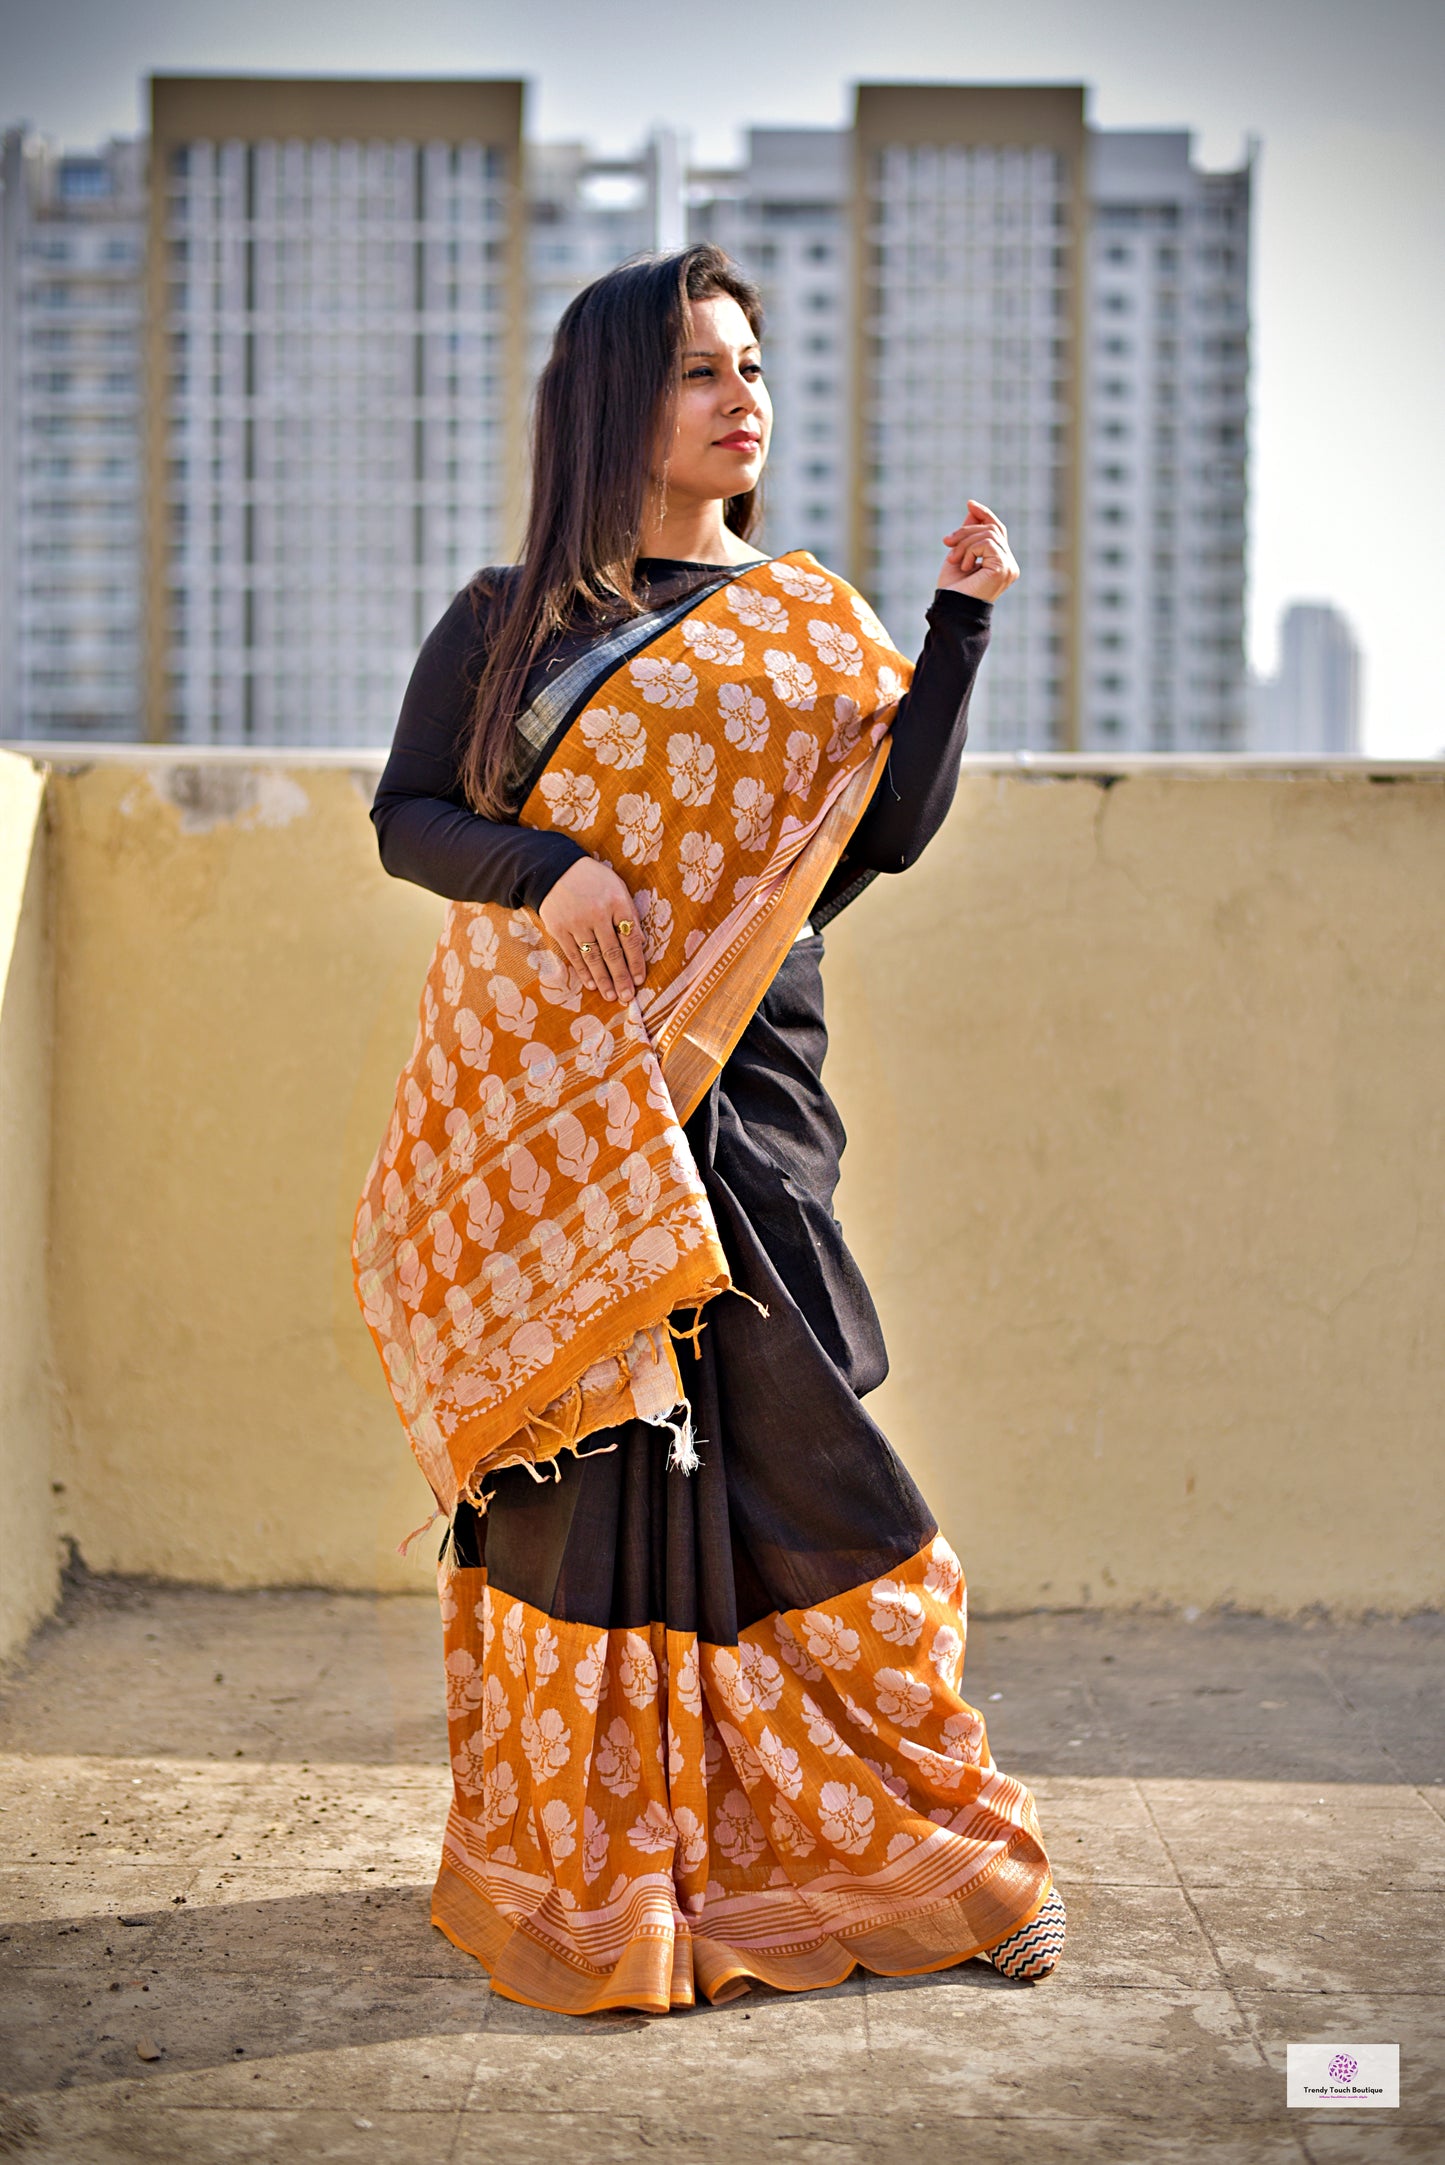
[4,0,1442,753]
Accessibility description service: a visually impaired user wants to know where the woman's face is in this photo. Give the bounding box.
[658,292,771,510]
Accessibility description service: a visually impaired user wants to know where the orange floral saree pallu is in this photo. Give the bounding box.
[355,552,1056,2013]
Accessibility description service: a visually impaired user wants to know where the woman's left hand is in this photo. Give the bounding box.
[936,501,1019,603]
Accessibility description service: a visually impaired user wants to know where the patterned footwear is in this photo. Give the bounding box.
[981,1887,1067,1980]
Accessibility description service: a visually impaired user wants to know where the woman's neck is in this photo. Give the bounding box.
[637,496,765,566]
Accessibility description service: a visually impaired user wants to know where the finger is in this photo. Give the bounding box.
[966,499,1004,528]
[571,932,614,1002]
[617,919,648,988]
[595,928,634,1004]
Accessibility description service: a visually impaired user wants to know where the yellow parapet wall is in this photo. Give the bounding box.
[5,752,1442,1627]
[0,752,60,1660]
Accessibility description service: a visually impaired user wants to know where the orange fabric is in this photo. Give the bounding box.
[431,1535,1053,2014]
[353,554,910,1515]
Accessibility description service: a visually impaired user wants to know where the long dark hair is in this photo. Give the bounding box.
[460,243,764,818]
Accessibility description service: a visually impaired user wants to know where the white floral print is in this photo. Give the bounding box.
[679,830,724,903]
[818,1781,875,1855]
[875,1668,932,1730]
[731,776,774,853]
[626,1801,676,1854]
[466,915,498,973]
[718,680,770,752]
[839,1690,878,1735]
[595,1716,642,1797]
[450,1731,489,1798]
[578,1182,618,1249]
[928,1624,964,1683]
[712,1788,766,1869]
[826,696,863,764]
[521,1703,571,1783]
[538,1798,576,1859]
[940,1709,985,1763]
[801,1693,849,1756]
[666,731,717,806]
[774,1617,823,1681]
[869,1578,926,1647]
[762,648,818,710]
[923,1537,963,1601]
[454,1009,491,1071]
[503,1142,550,1217]
[443,1647,485,1719]
[738,1642,785,1712]
[876,664,905,705]
[807,618,864,675]
[755,1725,803,1800]
[463,1176,503,1251]
[862,1753,910,1802]
[674,1805,708,1873]
[783,730,819,798]
[578,704,647,768]
[674,1641,702,1716]
[802,1609,860,1672]
[537,769,601,833]
[518,1041,563,1108]
[769,1797,816,1858]
[632,888,673,964]
[581,1805,610,1884]
[573,1633,608,1714]
[474,1672,511,1747]
[614,791,664,865]
[533,1621,560,1683]
[717,1720,765,1791]
[726,583,790,634]
[629,655,698,708]
[478,1759,520,1836]
[849,590,895,647]
[501,1603,527,1678]
[769,560,834,605]
[681,617,745,666]
[489,975,538,1041]
[617,1632,659,1709]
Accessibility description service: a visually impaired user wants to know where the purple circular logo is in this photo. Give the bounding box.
[1328,2054,1358,2085]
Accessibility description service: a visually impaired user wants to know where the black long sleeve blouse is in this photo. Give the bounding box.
[370,559,991,925]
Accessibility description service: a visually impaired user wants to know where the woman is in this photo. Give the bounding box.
[356,244,1065,2015]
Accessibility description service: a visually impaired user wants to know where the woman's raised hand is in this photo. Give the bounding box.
[539,855,647,1003]
[937,501,1020,603]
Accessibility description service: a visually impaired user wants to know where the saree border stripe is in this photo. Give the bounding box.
[428,1534,1056,2012]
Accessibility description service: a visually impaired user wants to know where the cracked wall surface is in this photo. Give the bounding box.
[10,757,1444,1614]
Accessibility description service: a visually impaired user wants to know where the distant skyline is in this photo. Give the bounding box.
[2,0,1441,755]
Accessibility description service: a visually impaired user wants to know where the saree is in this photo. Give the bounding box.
[355,552,1056,2012]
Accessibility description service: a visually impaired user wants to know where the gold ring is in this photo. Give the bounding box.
[579,941,592,955]
[617,920,634,938]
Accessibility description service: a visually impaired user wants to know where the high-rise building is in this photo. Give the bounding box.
[0,129,147,741]
[1084,132,1251,752]
[696,129,852,575]
[2,80,1254,754]
[148,76,525,745]
[1249,603,1361,755]
[526,132,683,382]
[851,87,1089,752]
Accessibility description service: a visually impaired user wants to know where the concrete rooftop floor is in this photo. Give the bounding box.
[0,1577,1441,2164]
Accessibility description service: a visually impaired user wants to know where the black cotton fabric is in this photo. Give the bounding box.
[452,937,938,1645]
